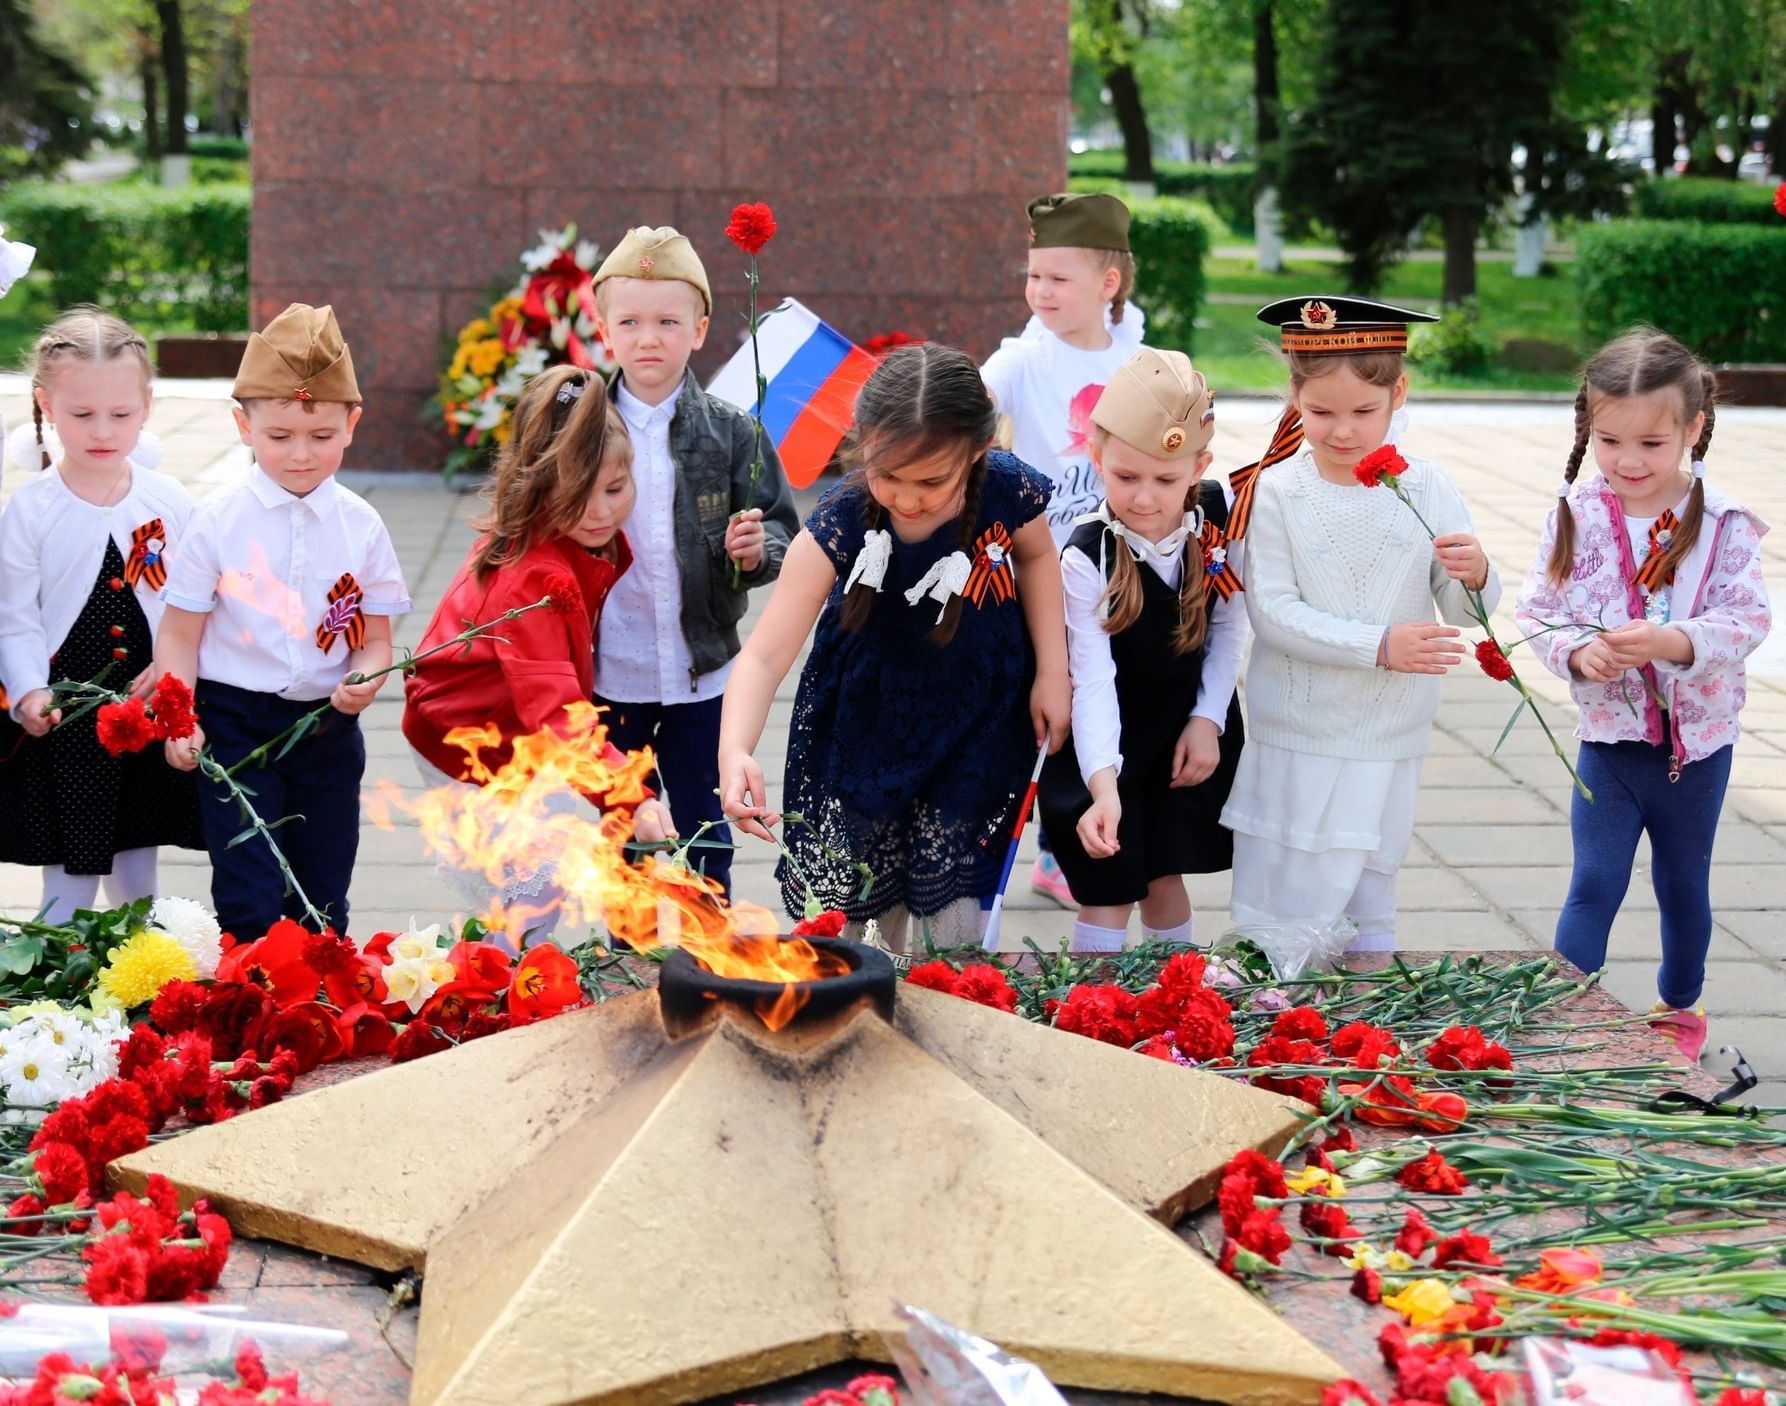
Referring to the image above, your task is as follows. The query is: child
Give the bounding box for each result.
[717,343,1071,951]
[1037,348,1245,953]
[158,303,410,938]
[0,310,202,919]
[589,225,799,898]
[979,192,1139,908]
[1220,296,1496,955]
[401,364,673,947]
[1514,331,1770,1061]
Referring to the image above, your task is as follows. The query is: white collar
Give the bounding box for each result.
[615,377,682,428]
[1077,500,1201,566]
[248,465,338,519]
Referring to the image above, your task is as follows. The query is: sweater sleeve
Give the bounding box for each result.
[1423,466,1501,628]
[1240,476,1383,670]
[0,490,50,715]
[1654,511,1771,686]
[1512,503,1598,681]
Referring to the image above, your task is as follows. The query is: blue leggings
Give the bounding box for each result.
[1554,738,1732,1007]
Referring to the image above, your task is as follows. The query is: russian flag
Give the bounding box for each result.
[705,299,878,489]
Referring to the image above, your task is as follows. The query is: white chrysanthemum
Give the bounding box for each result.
[1,1040,74,1108]
[148,896,224,978]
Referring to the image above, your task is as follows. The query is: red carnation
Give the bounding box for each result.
[96,697,158,756]
[1395,1206,1435,1257]
[1776,181,1786,217]
[905,960,960,995]
[1223,1147,1289,1199]
[1353,445,1408,488]
[1350,1268,1383,1305]
[29,1141,88,1204]
[1270,1005,1328,1043]
[83,1236,151,1305]
[725,201,778,256]
[392,1021,452,1063]
[790,908,847,937]
[1396,1149,1470,1195]
[540,569,585,617]
[1475,638,1515,682]
[1431,1230,1503,1269]
[1173,989,1237,1062]
[1714,1389,1768,1406]
[147,673,198,741]
[952,963,1017,1012]
[1299,1195,1361,1255]
[1323,1382,1384,1406]
[1234,1206,1292,1264]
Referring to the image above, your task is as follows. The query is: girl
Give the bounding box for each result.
[401,365,673,948]
[718,343,1071,951]
[0,309,202,919]
[1220,296,1496,955]
[1514,331,1769,1062]
[980,191,1140,909]
[1037,348,1246,953]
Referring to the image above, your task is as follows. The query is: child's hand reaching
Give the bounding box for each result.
[1077,792,1122,859]
[1569,637,1623,683]
[330,673,382,716]
[1598,620,1693,671]
[1383,623,1464,675]
[725,509,766,573]
[1030,667,1070,754]
[18,689,60,737]
[632,798,677,845]
[719,747,780,842]
[128,667,155,701]
[165,722,205,772]
[1433,532,1489,590]
[1171,717,1221,787]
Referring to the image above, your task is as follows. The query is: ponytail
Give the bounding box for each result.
[1544,385,1591,586]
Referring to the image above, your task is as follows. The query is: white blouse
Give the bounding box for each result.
[1062,523,1247,787]
[0,463,195,720]
[162,467,410,702]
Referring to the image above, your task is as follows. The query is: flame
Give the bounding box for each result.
[376,702,847,1030]
[213,542,311,642]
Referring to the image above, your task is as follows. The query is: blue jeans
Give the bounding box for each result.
[1554,738,1732,1007]
[595,693,732,896]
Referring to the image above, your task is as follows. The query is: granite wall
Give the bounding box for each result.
[250,0,1070,468]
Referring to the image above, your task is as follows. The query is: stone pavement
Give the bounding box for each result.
[2,379,1782,1096]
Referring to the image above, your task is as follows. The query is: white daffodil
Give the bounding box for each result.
[390,919,446,964]
[382,955,444,1014]
[148,897,224,979]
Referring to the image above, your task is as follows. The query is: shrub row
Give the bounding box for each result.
[1068,152,1257,233]
[1631,177,1780,226]
[1126,197,1212,350]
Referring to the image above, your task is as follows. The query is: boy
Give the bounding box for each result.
[591,225,797,896]
[158,303,410,936]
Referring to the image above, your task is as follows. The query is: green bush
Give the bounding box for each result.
[1067,152,1257,233]
[1406,298,1495,375]
[1127,196,1212,350]
[187,135,249,161]
[1632,177,1779,225]
[0,182,248,332]
[1576,220,1786,362]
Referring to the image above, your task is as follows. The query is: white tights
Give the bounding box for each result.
[40,847,159,923]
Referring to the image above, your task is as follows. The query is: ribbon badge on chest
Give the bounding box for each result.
[1199,519,1243,600]
[1633,509,1679,592]
[123,519,168,592]
[315,572,366,655]
[964,522,1017,608]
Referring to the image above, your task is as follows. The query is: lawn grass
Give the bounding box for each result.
[1181,254,1585,394]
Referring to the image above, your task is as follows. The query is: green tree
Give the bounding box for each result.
[1283,0,1575,301]
[0,0,94,181]
[1073,0,1155,182]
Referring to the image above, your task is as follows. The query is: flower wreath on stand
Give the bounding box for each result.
[432,224,619,482]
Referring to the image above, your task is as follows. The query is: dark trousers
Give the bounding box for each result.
[195,680,365,938]
[595,693,732,896]
[1555,738,1732,1008]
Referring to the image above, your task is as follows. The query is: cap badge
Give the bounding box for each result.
[1299,300,1336,330]
[1161,426,1186,453]
[293,387,313,402]
[638,256,654,273]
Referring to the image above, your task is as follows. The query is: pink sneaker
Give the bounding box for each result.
[1029,852,1075,909]
[1647,1003,1709,1063]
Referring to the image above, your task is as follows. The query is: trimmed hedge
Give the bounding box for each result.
[1631,177,1780,226]
[0,182,248,332]
[187,135,249,161]
[1576,220,1786,362]
[1127,196,1212,350]
[1068,152,1257,233]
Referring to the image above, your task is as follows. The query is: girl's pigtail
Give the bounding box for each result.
[930,453,986,646]
[1098,540,1145,635]
[1172,522,1211,654]
[1544,384,1591,586]
[30,397,49,471]
[1655,366,1718,587]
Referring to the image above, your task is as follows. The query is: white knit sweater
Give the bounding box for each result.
[1240,450,1500,761]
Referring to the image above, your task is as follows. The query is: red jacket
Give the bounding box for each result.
[402,533,636,783]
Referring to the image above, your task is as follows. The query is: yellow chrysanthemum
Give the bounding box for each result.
[490,297,523,325]
[458,316,493,342]
[466,339,508,378]
[95,929,198,1009]
[1382,1278,1458,1328]
[491,415,514,446]
[448,345,472,380]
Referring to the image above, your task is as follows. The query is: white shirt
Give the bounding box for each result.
[597,378,729,703]
[162,467,410,702]
[980,327,1139,548]
[1063,517,1247,786]
[0,462,194,720]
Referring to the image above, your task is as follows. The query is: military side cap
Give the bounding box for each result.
[234,303,360,403]
[1091,346,1214,459]
[1257,295,1438,355]
[593,226,712,315]
[1028,193,1130,252]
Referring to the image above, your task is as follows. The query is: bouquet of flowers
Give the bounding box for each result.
[433,224,618,482]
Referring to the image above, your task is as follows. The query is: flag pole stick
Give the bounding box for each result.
[981,731,1050,953]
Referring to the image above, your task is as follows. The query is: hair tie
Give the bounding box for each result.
[555,375,587,405]
[1555,480,1571,498]
[1691,459,1707,480]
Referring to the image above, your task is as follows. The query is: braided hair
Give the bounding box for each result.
[1546,330,1717,587]
[29,308,152,469]
[1091,428,1211,654]
[837,343,998,645]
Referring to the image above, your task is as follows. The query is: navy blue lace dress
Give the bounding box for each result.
[779,453,1052,919]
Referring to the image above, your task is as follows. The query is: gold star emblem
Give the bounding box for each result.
[1162,426,1187,452]
[638,256,654,273]
[1300,300,1336,330]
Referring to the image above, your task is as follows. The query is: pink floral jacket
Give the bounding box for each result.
[1514,472,1771,767]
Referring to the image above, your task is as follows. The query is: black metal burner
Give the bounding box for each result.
[657,938,897,1030]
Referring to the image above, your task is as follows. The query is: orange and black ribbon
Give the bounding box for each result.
[1199,519,1243,600]
[964,522,1016,608]
[122,519,168,592]
[1633,509,1680,592]
[315,572,367,655]
[1225,404,1305,541]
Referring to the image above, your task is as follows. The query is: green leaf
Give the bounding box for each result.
[0,934,45,976]
[226,826,259,849]
[1492,695,1529,754]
